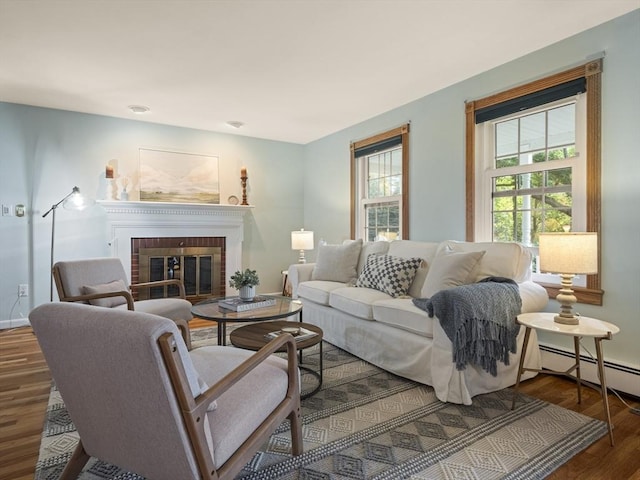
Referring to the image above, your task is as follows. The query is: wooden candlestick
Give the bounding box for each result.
[241,167,248,205]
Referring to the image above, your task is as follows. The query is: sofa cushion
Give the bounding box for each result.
[329,286,391,320]
[312,239,363,284]
[372,298,434,337]
[356,241,390,275]
[421,250,485,298]
[297,280,346,306]
[387,240,440,297]
[440,241,532,283]
[355,254,422,297]
[82,279,128,308]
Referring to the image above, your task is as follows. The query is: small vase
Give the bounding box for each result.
[239,285,255,301]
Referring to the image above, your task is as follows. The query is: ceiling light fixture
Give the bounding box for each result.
[226,120,244,129]
[128,105,150,114]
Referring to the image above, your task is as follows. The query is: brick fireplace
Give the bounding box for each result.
[133,236,225,303]
[99,201,252,299]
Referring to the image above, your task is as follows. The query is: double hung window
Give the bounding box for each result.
[466,60,603,304]
[479,99,586,282]
[351,124,409,241]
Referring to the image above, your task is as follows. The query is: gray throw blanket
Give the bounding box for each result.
[413,277,521,376]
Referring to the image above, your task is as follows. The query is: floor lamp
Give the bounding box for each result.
[42,187,92,301]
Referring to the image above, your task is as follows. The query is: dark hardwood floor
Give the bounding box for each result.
[1,322,638,480]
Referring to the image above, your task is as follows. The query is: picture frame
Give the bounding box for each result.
[139,148,220,204]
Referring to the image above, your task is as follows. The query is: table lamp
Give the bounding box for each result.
[539,232,598,325]
[291,229,314,263]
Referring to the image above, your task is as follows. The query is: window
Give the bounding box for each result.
[351,124,409,240]
[480,99,588,284]
[466,60,603,305]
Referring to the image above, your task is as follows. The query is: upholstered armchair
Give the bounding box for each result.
[53,257,193,348]
[30,302,303,480]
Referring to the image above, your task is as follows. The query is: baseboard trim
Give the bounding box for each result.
[0,317,30,330]
[540,344,640,399]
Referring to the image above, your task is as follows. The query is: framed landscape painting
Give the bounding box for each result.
[139,148,220,204]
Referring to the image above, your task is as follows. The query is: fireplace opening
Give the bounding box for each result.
[132,237,225,303]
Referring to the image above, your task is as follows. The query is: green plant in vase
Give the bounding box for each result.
[229,269,260,301]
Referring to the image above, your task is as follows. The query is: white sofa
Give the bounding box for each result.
[288,239,549,405]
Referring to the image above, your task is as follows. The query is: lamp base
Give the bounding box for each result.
[554,273,579,325]
[298,250,306,264]
[554,313,580,325]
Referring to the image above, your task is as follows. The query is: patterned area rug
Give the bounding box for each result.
[35,326,607,479]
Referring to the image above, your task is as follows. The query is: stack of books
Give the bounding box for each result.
[218,296,277,312]
[265,326,316,342]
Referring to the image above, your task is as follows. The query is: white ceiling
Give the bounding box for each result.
[1,1,637,144]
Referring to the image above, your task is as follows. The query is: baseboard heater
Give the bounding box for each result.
[539,344,640,400]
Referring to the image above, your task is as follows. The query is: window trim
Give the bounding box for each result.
[465,60,603,305]
[351,124,410,240]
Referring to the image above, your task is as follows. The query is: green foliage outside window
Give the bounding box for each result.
[492,140,576,246]
[364,146,401,241]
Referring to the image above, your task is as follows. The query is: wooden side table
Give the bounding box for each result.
[511,312,620,445]
[230,320,323,398]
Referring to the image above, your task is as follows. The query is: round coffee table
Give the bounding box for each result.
[191,296,303,346]
[230,320,323,399]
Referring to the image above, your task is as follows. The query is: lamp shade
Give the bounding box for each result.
[291,229,314,251]
[539,232,598,275]
[63,187,92,210]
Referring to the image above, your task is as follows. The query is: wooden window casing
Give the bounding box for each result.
[465,60,603,305]
[351,124,410,240]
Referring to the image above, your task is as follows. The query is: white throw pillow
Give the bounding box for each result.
[82,279,129,308]
[421,251,486,298]
[312,239,363,284]
[356,241,391,275]
[440,240,532,283]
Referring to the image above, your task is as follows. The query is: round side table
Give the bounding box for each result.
[511,312,619,446]
[230,320,323,399]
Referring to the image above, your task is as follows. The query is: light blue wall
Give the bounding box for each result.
[0,105,305,319]
[304,10,640,369]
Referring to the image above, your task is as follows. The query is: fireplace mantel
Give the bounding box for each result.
[99,201,253,296]
[98,200,253,218]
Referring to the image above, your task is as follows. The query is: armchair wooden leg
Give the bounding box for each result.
[289,405,303,456]
[60,440,90,480]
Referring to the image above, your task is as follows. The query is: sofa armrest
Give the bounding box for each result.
[287,263,315,298]
[518,281,549,313]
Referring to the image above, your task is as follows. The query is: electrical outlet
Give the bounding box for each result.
[18,284,29,297]
[1,204,13,216]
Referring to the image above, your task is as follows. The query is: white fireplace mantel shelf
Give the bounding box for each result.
[98,200,253,217]
[98,200,253,295]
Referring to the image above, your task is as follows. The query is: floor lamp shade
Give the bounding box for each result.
[539,232,598,324]
[291,229,314,263]
[42,187,93,301]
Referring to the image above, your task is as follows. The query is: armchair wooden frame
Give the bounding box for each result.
[58,332,303,480]
[52,265,192,348]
